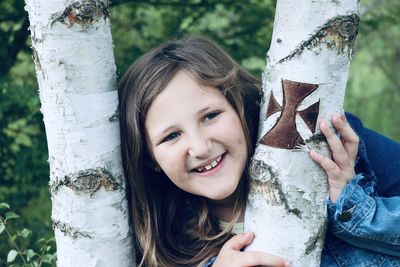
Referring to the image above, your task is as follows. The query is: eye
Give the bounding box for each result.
[204,111,220,122]
[162,132,180,142]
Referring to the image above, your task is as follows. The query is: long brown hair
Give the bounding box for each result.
[118,37,261,267]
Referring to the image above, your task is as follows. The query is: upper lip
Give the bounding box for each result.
[190,153,224,171]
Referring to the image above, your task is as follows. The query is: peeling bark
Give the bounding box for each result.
[25,0,134,266]
[50,167,121,195]
[51,0,110,27]
[53,220,92,239]
[245,1,360,266]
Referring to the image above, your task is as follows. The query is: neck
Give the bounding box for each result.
[208,194,245,223]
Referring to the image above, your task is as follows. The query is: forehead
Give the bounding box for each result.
[145,70,228,130]
[149,70,226,111]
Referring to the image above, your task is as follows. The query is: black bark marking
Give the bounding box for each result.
[249,160,302,219]
[250,178,302,219]
[260,80,320,149]
[249,159,277,179]
[31,47,42,73]
[304,222,327,255]
[53,220,92,239]
[108,108,119,122]
[51,0,110,27]
[304,133,327,145]
[272,177,302,219]
[50,167,121,195]
[278,14,360,63]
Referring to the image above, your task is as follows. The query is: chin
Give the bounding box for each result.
[207,186,238,202]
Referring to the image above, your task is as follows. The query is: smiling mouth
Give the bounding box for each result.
[193,153,226,173]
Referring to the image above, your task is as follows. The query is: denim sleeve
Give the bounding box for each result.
[203,256,216,267]
[346,112,400,197]
[327,174,400,257]
[362,127,400,197]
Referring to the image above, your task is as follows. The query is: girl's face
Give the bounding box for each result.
[145,70,248,203]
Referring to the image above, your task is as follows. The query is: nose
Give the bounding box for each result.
[187,131,212,158]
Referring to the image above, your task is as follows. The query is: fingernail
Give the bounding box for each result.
[284,260,291,267]
[341,113,347,122]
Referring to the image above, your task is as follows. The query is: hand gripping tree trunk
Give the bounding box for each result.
[25,1,135,266]
[245,1,359,266]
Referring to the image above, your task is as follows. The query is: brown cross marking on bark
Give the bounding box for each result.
[260,79,320,149]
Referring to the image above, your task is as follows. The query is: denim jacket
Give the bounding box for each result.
[321,113,400,266]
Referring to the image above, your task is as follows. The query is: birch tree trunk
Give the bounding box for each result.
[245,1,359,266]
[25,1,135,266]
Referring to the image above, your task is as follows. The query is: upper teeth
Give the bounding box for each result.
[196,155,222,172]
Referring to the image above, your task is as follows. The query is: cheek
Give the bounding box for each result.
[152,148,166,168]
[237,135,246,146]
[229,117,248,147]
[232,122,249,164]
[154,147,185,178]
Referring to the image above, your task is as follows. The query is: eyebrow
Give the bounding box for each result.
[196,106,212,116]
[159,126,177,137]
[148,125,175,145]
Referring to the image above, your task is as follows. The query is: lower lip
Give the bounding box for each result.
[194,153,226,177]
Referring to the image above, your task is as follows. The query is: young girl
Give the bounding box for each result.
[118,37,400,267]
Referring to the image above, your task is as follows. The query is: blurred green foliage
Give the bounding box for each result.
[0,0,399,263]
[0,203,56,266]
[345,1,400,138]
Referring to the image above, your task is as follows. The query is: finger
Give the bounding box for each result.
[239,251,290,267]
[332,113,359,161]
[224,232,254,251]
[339,113,359,161]
[319,120,349,167]
[310,150,339,176]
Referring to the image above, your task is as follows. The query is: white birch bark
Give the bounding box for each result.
[245,1,359,266]
[24,1,135,266]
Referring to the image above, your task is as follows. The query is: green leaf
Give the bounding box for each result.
[18,228,32,238]
[0,202,10,209]
[0,222,5,234]
[26,249,36,260]
[16,133,33,147]
[7,250,18,263]
[41,253,56,264]
[37,237,46,244]
[5,211,19,221]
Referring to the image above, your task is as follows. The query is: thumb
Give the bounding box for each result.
[224,231,254,251]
